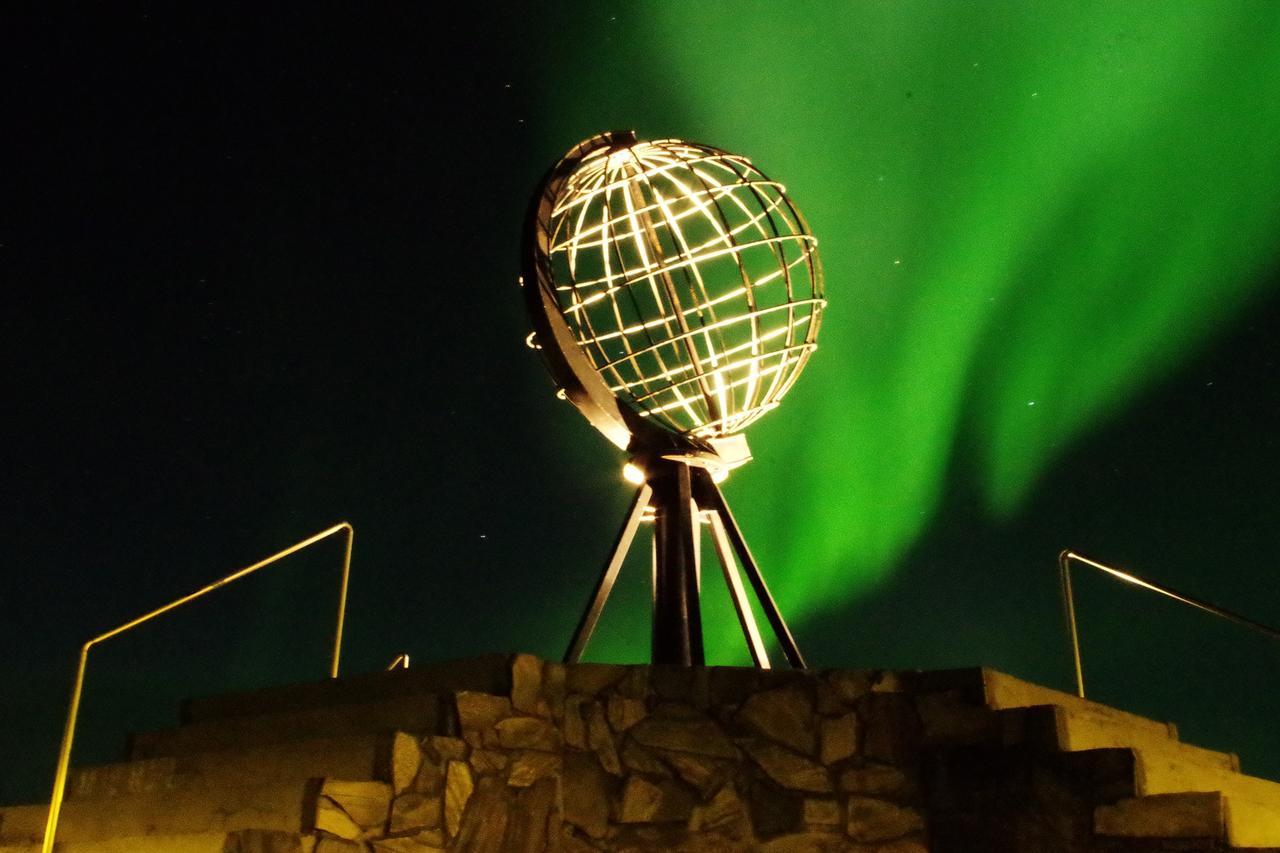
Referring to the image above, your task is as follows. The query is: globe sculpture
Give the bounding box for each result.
[522,131,825,668]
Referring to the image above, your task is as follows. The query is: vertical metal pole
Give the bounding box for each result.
[42,644,90,853]
[702,475,806,668]
[708,511,771,668]
[564,484,652,663]
[1058,550,1086,698]
[330,523,355,679]
[651,461,704,665]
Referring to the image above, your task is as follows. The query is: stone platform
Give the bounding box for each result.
[2,654,1278,851]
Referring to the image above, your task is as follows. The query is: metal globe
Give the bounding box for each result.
[525,132,825,447]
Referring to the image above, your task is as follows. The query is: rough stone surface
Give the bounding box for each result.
[586,700,622,775]
[618,775,697,823]
[564,663,625,695]
[426,735,468,763]
[744,739,833,793]
[455,692,512,734]
[563,696,588,749]
[451,776,509,852]
[469,748,508,775]
[389,792,440,834]
[661,750,731,797]
[495,716,561,751]
[506,749,561,787]
[845,796,923,843]
[19,654,1246,853]
[318,780,392,837]
[607,695,647,733]
[620,739,669,776]
[819,712,859,766]
[510,654,543,715]
[630,708,738,759]
[391,732,424,795]
[562,751,611,839]
[443,759,474,838]
[695,783,753,839]
[838,764,912,798]
[802,797,842,827]
[738,683,816,755]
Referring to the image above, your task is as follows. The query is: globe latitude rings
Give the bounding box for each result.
[523,131,825,456]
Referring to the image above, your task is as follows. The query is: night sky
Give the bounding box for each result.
[4,4,1280,807]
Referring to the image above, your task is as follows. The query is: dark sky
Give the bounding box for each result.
[3,4,1279,806]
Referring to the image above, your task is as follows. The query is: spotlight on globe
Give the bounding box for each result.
[522,131,824,669]
[523,131,825,471]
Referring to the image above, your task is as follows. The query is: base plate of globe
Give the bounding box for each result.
[522,130,825,669]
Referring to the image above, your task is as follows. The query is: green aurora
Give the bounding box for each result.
[530,2,1280,660]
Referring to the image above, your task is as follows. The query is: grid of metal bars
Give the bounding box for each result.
[542,138,825,438]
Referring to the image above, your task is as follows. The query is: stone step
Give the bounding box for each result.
[0,782,305,845]
[1135,752,1280,849]
[0,832,230,852]
[70,731,388,802]
[1019,703,1239,773]
[130,693,446,759]
[1096,792,1227,840]
[179,654,513,725]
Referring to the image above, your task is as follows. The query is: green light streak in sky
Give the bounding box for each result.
[542,2,1280,661]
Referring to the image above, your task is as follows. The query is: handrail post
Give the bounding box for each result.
[330,523,354,679]
[1058,550,1086,698]
[41,522,354,853]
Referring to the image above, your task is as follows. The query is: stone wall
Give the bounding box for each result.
[298,655,930,852]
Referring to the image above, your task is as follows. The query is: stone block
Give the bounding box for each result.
[617,775,697,823]
[542,661,566,719]
[607,695,648,733]
[743,739,833,793]
[630,706,738,759]
[586,700,622,775]
[510,654,543,715]
[470,748,509,775]
[563,695,589,749]
[455,692,512,734]
[496,716,561,751]
[317,780,392,838]
[661,750,732,797]
[388,792,440,834]
[425,735,468,763]
[838,764,912,799]
[802,797,842,828]
[692,783,752,839]
[451,776,510,852]
[564,663,625,695]
[738,683,816,755]
[371,836,445,852]
[507,750,562,787]
[444,759,474,838]
[620,739,669,775]
[819,712,860,766]
[757,831,848,852]
[562,752,610,839]
[391,732,423,795]
[502,777,557,853]
[845,796,923,843]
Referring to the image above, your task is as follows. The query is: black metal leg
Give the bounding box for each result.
[698,471,806,668]
[707,509,771,668]
[564,483,652,663]
[651,461,704,665]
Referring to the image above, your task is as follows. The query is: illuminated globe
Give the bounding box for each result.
[524,131,825,450]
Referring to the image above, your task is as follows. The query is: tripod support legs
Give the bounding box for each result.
[562,461,806,669]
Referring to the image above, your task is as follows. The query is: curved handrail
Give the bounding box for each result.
[41,522,355,853]
[1058,548,1280,699]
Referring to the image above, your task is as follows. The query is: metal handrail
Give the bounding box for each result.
[1058,548,1280,699]
[41,522,355,853]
